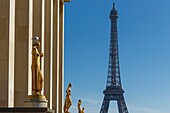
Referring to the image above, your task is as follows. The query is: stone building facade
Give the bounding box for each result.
[0,0,69,113]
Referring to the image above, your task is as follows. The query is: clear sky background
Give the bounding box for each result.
[64,0,170,113]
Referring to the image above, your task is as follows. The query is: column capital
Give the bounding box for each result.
[60,0,71,4]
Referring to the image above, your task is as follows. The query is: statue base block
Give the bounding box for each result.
[0,108,54,113]
[24,94,48,108]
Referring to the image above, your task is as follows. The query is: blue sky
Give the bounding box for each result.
[64,0,170,113]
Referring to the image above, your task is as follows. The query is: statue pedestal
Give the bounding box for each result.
[0,108,54,113]
[24,94,48,108]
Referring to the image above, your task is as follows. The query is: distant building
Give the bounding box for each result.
[0,0,69,113]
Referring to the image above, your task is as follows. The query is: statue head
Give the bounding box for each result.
[32,36,40,47]
[68,83,72,87]
[78,99,81,103]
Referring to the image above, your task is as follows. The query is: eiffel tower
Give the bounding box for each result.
[99,2,129,113]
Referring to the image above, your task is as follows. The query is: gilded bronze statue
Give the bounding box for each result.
[24,37,47,107]
[81,108,84,113]
[78,99,82,113]
[78,99,85,113]
[64,83,72,113]
[31,37,44,95]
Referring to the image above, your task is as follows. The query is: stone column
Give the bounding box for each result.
[41,0,45,94]
[52,0,60,112]
[14,0,29,107]
[49,0,54,109]
[52,0,66,112]
[28,0,33,96]
[58,1,65,113]
[44,0,52,108]
[0,0,10,107]
[8,0,15,107]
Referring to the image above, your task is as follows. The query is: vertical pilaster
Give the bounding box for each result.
[50,0,54,109]
[41,0,45,95]
[44,0,52,108]
[52,0,60,112]
[59,1,64,113]
[8,0,15,107]
[28,0,33,96]
[14,0,29,107]
[0,0,9,107]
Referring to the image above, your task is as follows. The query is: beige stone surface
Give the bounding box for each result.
[0,59,8,78]
[0,19,8,39]
[0,80,8,107]
[14,90,27,106]
[16,11,28,26]
[15,26,28,42]
[52,0,60,112]
[14,0,29,107]
[33,0,42,38]
[0,0,8,18]
[0,40,8,59]
[15,44,28,59]
[15,60,27,75]
[0,0,66,112]
[0,0,9,107]
[44,0,52,108]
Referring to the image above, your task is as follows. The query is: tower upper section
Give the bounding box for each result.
[110,3,118,20]
[106,2,122,89]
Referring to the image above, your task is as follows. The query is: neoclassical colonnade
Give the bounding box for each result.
[0,0,69,113]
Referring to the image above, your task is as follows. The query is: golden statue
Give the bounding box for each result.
[31,38,44,95]
[78,99,82,113]
[64,83,72,113]
[78,99,85,113]
[81,108,85,113]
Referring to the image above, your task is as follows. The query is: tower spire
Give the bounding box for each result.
[113,1,115,8]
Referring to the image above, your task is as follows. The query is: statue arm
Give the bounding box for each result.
[66,86,70,93]
[78,103,81,111]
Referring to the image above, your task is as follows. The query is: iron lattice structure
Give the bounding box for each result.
[99,3,129,113]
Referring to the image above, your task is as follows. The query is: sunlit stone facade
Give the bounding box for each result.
[0,0,67,113]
